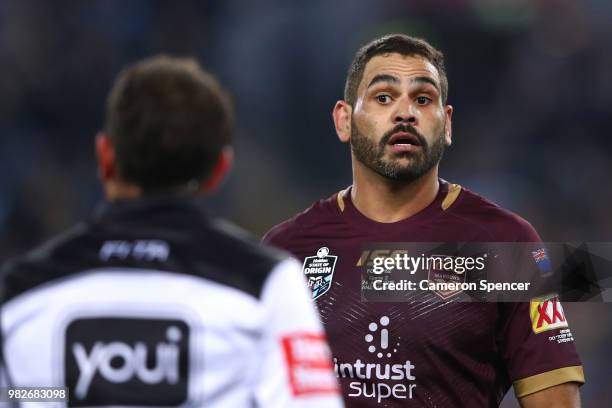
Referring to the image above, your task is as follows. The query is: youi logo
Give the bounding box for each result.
[65,317,189,406]
[334,315,417,403]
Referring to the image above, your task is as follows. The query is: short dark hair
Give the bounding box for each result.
[344,34,448,106]
[105,55,233,192]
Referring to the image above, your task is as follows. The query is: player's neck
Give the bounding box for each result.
[103,179,143,201]
[351,165,439,223]
[103,179,207,201]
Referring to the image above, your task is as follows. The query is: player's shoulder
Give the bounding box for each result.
[1,208,292,304]
[3,223,92,273]
[263,189,344,245]
[450,183,541,242]
[207,217,291,273]
[0,222,95,301]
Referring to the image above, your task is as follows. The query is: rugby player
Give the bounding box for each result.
[1,56,343,407]
[264,34,583,407]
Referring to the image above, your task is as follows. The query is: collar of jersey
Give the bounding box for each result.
[338,179,451,233]
[94,194,207,223]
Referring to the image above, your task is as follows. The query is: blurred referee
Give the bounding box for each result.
[0,56,342,407]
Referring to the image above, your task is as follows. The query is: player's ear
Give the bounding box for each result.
[444,105,453,146]
[333,100,352,143]
[202,146,233,193]
[95,132,116,182]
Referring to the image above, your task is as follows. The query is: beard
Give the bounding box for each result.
[350,119,447,183]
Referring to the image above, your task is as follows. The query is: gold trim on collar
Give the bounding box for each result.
[513,366,585,398]
[337,188,348,212]
[441,183,462,210]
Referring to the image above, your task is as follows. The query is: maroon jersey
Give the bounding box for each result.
[264,181,584,407]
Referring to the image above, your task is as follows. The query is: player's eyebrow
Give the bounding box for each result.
[410,76,439,92]
[367,74,400,89]
[367,75,440,94]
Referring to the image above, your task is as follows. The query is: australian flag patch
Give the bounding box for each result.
[532,247,552,276]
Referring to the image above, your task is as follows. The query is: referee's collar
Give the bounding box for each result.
[93,193,208,222]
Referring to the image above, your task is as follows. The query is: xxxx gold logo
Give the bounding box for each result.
[530,294,568,334]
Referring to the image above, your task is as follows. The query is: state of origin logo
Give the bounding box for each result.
[333,316,416,403]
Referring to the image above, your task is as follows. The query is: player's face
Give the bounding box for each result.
[350,53,452,182]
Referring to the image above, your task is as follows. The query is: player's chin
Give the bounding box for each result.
[386,152,420,163]
[382,158,419,173]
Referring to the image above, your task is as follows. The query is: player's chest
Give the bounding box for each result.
[295,241,499,352]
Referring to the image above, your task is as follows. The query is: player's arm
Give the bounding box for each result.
[518,382,581,408]
[253,258,343,408]
[500,299,584,405]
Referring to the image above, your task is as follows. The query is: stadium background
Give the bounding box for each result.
[0,0,610,406]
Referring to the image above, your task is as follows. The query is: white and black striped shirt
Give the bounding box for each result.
[1,197,342,407]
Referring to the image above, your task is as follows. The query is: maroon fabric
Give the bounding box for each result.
[264,181,582,407]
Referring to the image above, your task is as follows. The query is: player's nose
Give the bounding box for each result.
[392,99,418,125]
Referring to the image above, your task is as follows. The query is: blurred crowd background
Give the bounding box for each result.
[0,0,610,406]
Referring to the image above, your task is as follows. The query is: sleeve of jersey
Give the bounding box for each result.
[252,258,343,408]
[499,300,584,398]
[262,225,288,249]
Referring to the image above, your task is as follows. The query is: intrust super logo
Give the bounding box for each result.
[65,317,189,406]
[530,294,568,334]
[365,316,400,359]
[334,316,416,403]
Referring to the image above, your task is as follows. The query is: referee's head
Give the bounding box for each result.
[97,55,234,199]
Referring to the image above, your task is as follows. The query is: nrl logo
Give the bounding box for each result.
[303,247,338,300]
